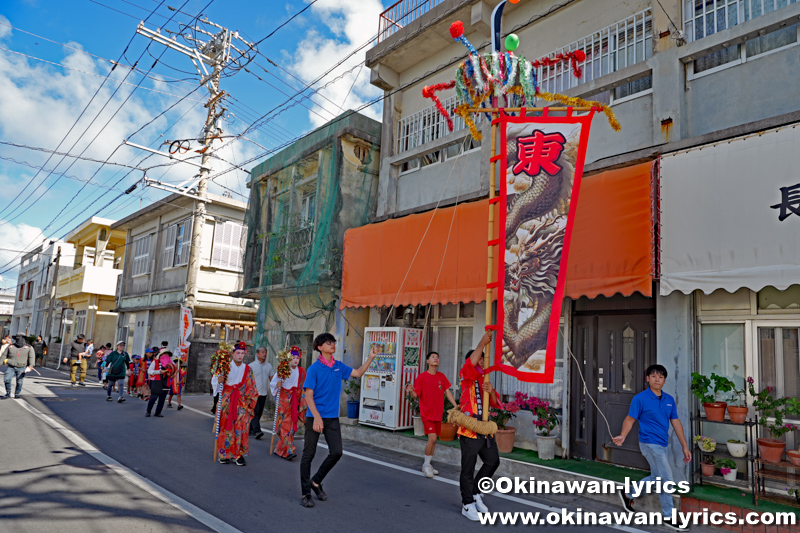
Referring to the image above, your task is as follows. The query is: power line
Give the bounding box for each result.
[0,141,148,170]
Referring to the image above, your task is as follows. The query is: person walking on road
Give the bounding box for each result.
[300,333,377,508]
[213,342,258,465]
[248,346,275,440]
[32,335,47,367]
[2,334,35,399]
[145,348,173,417]
[613,364,692,531]
[457,331,500,521]
[63,334,88,387]
[105,341,130,403]
[270,346,306,460]
[406,351,456,478]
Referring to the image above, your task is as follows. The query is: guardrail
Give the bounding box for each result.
[378,0,447,43]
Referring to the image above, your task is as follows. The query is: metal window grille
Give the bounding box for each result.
[538,9,653,95]
[174,218,193,267]
[683,0,798,42]
[162,224,177,270]
[396,95,481,155]
[211,221,244,272]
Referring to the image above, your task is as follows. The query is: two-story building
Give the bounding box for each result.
[11,240,74,338]
[112,192,256,392]
[348,0,800,483]
[236,111,381,374]
[56,217,126,345]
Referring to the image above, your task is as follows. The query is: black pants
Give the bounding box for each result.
[146,385,168,415]
[300,417,343,496]
[459,434,500,505]
[249,395,267,434]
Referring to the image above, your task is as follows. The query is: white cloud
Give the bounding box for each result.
[288,0,385,128]
[0,220,47,283]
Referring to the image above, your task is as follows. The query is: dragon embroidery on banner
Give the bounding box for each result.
[502,127,579,370]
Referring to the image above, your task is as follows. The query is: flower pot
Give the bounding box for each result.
[722,467,738,482]
[703,402,727,422]
[726,441,748,458]
[495,427,516,453]
[757,438,786,463]
[440,422,457,442]
[413,416,424,437]
[700,463,715,477]
[727,406,748,424]
[786,450,800,466]
[536,434,558,460]
[346,400,359,419]
[696,437,717,452]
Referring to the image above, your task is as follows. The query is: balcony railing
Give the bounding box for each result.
[263,225,315,286]
[379,0,447,43]
[396,95,482,154]
[538,8,653,95]
[683,0,798,43]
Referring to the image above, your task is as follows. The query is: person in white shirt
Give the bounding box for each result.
[248,346,275,440]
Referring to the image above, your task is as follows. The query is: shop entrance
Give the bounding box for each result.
[570,295,655,469]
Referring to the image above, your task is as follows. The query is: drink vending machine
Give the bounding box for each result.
[358,327,423,430]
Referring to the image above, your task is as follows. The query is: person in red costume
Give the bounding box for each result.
[213,342,259,466]
[270,346,307,460]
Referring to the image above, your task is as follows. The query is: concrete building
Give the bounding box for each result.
[112,192,256,392]
[236,111,381,377]
[10,240,74,338]
[357,0,800,487]
[0,287,15,336]
[56,217,126,346]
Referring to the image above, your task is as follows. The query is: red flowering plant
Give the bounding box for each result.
[512,392,560,436]
[489,398,521,430]
[747,377,795,438]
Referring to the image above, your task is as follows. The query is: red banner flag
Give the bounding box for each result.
[491,109,594,383]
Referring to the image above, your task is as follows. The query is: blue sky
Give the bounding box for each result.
[0,0,388,286]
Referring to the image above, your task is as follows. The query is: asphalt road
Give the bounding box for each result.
[0,367,689,533]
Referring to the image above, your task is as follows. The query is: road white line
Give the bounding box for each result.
[17,399,243,533]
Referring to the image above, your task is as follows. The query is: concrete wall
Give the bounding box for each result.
[656,289,694,484]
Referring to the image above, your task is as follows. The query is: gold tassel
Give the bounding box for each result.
[447,408,498,436]
[537,91,622,132]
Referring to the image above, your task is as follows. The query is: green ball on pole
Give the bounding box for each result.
[505,33,519,52]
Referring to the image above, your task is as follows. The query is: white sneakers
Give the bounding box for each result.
[422,464,435,478]
[462,495,489,521]
[462,503,480,521]
[474,494,489,513]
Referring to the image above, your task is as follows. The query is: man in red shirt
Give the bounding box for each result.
[457,330,501,521]
[406,351,456,478]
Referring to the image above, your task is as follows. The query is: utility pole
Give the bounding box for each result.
[131,20,252,312]
[43,246,61,342]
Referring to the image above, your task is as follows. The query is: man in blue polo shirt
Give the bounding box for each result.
[613,364,691,531]
[300,332,378,508]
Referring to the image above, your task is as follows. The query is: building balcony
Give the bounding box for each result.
[379,0,450,43]
[57,264,122,299]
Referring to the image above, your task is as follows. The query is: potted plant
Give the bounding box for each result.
[748,377,792,463]
[700,456,715,477]
[726,439,748,458]
[787,447,800,467]
[716,458,738,481]
[786,486,800,504]
[726,382,749,424]
[440,393,458,442]
[691,373,735,422]
[526,394,560,460]
[693,435,717,452]
[344,378,361,419]
[489,398,521,454]
[406,391,424,436]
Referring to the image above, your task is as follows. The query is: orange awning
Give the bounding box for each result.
[565,162,654,299]
[340,200,490,308]
[340,162,654,308]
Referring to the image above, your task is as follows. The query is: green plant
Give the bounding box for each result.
[489,400,521,430]
[517,393,559,437]
[711,374,736,399]
[747,377,797,438]
[787,486,800,501]
[701,456,715,465]
[691,373,714,404]
[727,439,744,444]
[715,457,736,469]
[443,394,456,423]
[343,378,360,401]
[693,435,717,451]
[406,391,420,417]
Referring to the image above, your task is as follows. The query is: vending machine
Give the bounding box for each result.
[358,327,423,430]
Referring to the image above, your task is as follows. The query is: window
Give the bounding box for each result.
[445,137,481,160]
[131,234,152,277]
[396,96,483,155]
[26,281,33,300]
[75,310,87,336]
[211,221,244,271]
[300,193,316,227]
[18,285,23,301]
[684,0,799,43]
[400,158,419,174]
[745,23,797,57]
[162,218,193,269]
